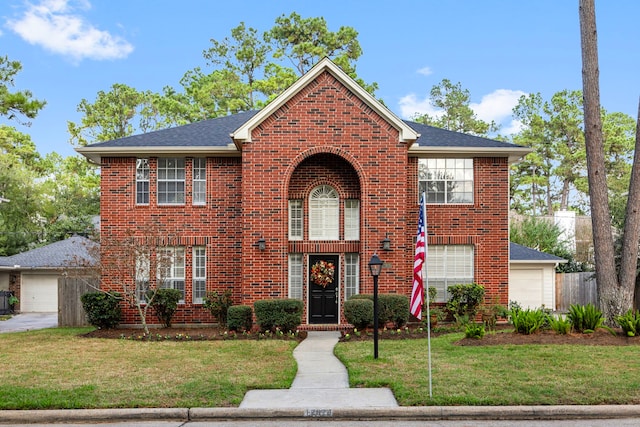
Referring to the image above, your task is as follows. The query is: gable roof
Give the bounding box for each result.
[510,242,566,264]
[0,235,97,270]
[231,57,420,145]
[76,58,531,164]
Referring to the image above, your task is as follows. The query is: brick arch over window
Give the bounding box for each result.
[286,150,363,200]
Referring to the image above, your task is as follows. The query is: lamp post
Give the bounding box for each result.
[368,253,383,359]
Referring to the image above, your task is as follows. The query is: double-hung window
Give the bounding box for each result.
[344,253,359,299]
[288,253,303,299]
[157,158,185,204]
[427,245,474,302]
[136,158,150,205]
[418,158,473,203]
[192,158,206,205]
[344,200,360,240]
[158,247,185,302]
[193,247,206,304]
[289,200,303,240]
[135,252,150,302]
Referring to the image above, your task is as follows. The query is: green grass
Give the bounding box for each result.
[0,328,297,409]
[335,333,640,406]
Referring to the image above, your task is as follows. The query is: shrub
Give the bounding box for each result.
[615,309,640,337]
[446,283,485,324]
[149,288,182,328]
[344,299,373,329]
[548,314,571,335]
[348,293,409,328]
[568,303,606,333]
[254,299,303,332]
[227,305,253,332]
[80,292,122,329]
[465,323,485,339]
[511,307,546,335]
[203,290,233,327]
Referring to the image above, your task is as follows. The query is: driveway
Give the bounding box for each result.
[0,312,58,333]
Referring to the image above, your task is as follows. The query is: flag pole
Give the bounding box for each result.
[422,192,432,398]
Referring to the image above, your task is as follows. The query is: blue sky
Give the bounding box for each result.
[1,0,638,158]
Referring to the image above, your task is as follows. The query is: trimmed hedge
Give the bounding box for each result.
[346,293,410,328]
[254,299,303,332]
[344,298,373,329]
[80,291,122,329]
[227,305,253,332]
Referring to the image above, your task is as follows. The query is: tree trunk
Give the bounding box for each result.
[623,98,640,311]
[579,0,631,321]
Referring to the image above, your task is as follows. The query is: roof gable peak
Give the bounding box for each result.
[231,57,419,145]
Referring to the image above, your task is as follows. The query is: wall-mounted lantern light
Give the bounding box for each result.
[381,234,391,251]
[257,237,266,251]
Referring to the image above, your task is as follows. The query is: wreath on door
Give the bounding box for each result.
[311,260,335,288]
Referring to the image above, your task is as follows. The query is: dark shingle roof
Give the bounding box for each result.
[85,111,260,148]
[0,236,97,269]
[405,120,526,149]
[82,110,526,151]
[510,242,566,262]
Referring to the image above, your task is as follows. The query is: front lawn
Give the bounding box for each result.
[335,332,640,406]
[0,328,297,409]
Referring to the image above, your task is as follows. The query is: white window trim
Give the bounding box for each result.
[288,200,303,240]
[157,247,186,303]
[157,158,185,205]
[288,253,303,300]
[419,158,474,204]
[427,245,474,302]
[344,253,359,300]
[309,185,339,240]
[193,246,206,304]
[193,158,206,206]
[136,158,150,205]
[344,199,360,241]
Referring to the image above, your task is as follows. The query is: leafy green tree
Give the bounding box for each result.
[0,55,46,124]
[413,79,499,136]
[266,12,362,76]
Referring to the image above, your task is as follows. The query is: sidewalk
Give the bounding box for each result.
[239,330,398,409]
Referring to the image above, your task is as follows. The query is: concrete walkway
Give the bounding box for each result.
[240,331,398,409]
[0,312,58,333]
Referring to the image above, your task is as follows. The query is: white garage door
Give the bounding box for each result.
[21,274,58,312]
[510,268,544,309]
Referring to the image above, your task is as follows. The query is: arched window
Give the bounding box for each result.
[309,185,339,240]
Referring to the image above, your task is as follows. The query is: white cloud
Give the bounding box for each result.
[417,66,433,76]
[5,0,133,62]
[399,88,527,135]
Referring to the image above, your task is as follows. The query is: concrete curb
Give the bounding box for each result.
[3,405,640,424]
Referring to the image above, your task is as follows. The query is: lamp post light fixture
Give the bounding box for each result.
[368,252,384,359]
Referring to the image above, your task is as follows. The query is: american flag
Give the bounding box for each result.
[411,196,426,319]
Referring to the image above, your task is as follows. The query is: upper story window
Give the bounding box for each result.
[136,158,150,205]
[289,200,303,240]
[344,199,360,241]
[309,185,339,240]
[157,158,185,205]
[192,158,206,205]
[418,158,473,204]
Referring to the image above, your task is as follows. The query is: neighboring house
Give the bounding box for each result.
[77,58,531,327]
[509,242,566,310]
[0,235,97,313]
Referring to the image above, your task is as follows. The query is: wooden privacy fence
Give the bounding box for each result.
[555,272,598,311]
[58,277,98,327]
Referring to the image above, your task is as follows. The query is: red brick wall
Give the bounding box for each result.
[98,70,510,326]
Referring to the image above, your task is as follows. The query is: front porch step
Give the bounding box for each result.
[298,324,352,332]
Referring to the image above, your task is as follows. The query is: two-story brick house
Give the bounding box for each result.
[78,58,530,327]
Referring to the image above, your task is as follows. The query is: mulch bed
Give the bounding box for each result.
[81,326,307,342]
[81,324,640,346]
